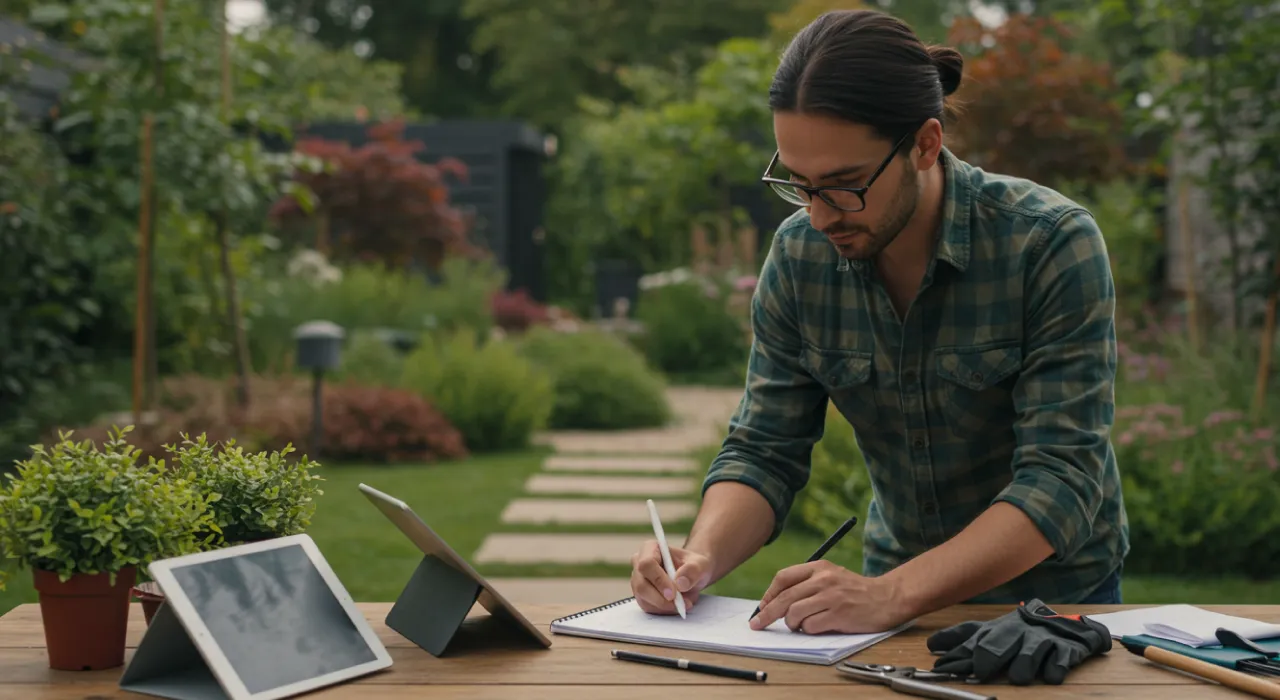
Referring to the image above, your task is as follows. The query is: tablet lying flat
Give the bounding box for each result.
[358,482,552,649]
[121,534,391,700]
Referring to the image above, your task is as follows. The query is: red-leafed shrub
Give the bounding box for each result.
[67,374,467,465]
[945,14,1130,186]
[491,288,551,332]
[270,119,479,269]
[318,383,468,463]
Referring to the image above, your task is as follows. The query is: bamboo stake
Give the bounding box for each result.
[132,113,154,424]
[218,1,252,409]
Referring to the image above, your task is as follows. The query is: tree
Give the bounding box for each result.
[460,0,779,131]
[269,120,476,271]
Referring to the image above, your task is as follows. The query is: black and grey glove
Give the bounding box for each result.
[926,598,1112,685]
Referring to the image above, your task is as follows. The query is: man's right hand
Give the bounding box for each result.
[630,540,715,614]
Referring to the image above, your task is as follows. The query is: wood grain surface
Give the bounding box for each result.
[2,602,1278,699]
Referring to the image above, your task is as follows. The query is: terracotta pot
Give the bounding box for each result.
[33,566,136,671]
[131,580,165,626]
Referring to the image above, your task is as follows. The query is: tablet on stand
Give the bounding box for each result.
[357,482,552,657]
[119,534,391,700]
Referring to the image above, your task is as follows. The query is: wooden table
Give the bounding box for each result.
[2,602,1278,699]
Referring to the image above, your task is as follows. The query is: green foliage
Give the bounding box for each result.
[333,331,407,388]
[634,279,750,383]
[460,0,778,129]
[244,255,503,372]
[0,97,106,465]
[400,330,553,452]
[1117,404,1280,578]
[544,36,780,292]
[517,327,671,430]
[164,433,324,544]
[0,427,215,590]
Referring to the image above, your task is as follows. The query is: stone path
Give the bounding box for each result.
[482,386,743,606]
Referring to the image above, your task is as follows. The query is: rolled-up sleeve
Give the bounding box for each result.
[702,231,829,542]
[996,208,1117,560]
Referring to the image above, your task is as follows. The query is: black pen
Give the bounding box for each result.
[611,649,766,682]
[750,515,858,620]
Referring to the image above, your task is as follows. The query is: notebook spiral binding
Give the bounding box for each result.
[550,596,636,625]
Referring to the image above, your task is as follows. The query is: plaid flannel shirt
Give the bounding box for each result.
[704,147,1129,604]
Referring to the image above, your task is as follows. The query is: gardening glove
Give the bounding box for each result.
[926,598,1112,685]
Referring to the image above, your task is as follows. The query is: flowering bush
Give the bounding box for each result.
[491,288,551,333]
[1115,403,1279,578]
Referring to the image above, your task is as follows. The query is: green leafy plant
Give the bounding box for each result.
[401,329,553,452]
[0,426,215,590]
[518,327,671,430]
[635,279,750,384]
[164,433,324,545]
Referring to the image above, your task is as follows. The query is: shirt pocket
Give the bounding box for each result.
[800,345,880,431]
[933,343,1023,439]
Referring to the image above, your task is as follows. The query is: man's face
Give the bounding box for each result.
[772,112,920,260]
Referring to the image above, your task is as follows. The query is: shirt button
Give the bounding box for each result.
[971,371,983,382]
[923,502,937,516]
[912,437,925,450]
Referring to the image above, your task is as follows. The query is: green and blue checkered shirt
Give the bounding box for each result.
[704,147,1129,604]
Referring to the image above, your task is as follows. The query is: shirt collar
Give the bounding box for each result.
[840,145,971,275]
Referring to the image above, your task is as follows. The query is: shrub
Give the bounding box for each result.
[518,327,671,430]
[68,374,468,465]
[491,288,551,333]
[635,279,750,384]
[334,330,406,388]
[164,433,323,545]
[244,254,504,371]
[1115,403,1279,578]
[318,383,468,463]
[0,427,214,589]
[401,330,553,452]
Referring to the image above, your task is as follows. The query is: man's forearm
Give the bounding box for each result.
[885,502,1055,617]
[683,482,777,585]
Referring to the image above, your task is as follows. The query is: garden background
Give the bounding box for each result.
[1,0,1277,615]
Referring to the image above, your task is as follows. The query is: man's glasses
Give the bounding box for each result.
[761,130,913,213]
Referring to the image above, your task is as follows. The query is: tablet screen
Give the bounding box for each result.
[168,543,379,695]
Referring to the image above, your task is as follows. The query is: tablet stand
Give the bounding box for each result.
[385,554,483,657]
[119,602,226,699]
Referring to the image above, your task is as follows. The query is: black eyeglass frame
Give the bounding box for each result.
[760,129,914,212]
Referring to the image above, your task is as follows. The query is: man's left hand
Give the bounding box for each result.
[749,560,912,634]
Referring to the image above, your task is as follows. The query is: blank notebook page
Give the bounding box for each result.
[550,594,907,664]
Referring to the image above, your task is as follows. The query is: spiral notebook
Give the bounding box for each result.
[549,594,909,665]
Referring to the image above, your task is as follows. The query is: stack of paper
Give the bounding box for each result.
[550,594,909,665]
[1088,604,1280,647]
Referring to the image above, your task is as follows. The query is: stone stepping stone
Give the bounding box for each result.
[524,474,695,497]
[474,533,687,565]
[483,577,633,605]
[500,498,696,525]
[542,455,698,473]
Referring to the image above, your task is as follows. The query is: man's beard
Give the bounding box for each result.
[824,167,919,260]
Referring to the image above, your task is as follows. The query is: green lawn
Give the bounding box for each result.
[2,448,1276,617]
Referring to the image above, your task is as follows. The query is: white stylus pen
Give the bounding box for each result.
[646,498,686,618]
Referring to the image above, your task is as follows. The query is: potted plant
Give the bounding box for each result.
[133,433,324,625]
[0,427,214,671]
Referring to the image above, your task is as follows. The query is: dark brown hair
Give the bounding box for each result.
[769,9,964,145]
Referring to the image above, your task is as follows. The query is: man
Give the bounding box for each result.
[628,9,1129,635]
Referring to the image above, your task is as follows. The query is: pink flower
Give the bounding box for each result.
[1118,432,1135,446]
[1170,460,1184,474]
